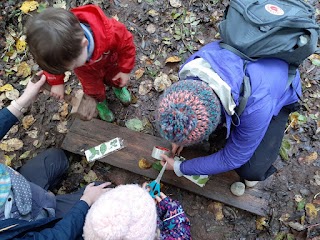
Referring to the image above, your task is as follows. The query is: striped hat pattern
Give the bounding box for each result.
[156,80,221,146]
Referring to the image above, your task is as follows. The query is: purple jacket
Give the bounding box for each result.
[179,41,301,176]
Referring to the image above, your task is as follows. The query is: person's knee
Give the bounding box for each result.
[237,165,276,181]
[45,148,69,169]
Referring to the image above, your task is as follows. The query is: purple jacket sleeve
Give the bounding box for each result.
[157,197,191,240]
[0,108,18,140]
[180,104,274,175]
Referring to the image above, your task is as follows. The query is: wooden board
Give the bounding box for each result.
[61,118,271,216]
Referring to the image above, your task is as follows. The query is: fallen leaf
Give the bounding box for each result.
[26,129,38,138]
[256,217,269,230]
[152,161,163,172]
[84,170,98,183]
[0,84,14,92]
[138,158,152,169]
[17,62,31,78]
[135,68,145,80]
[139,80,153,95]
[279,139,291,161]
[297,198,306,211]
[53,0,66,9]
[298,152,318,165]
[19,150,31,159]
[279,213,290,222]
[22,115,36,130]
[57,121,68,133]
[33,140,41,148]
[154,73,171,92]
[208,202,224,221]
[305,203,318,222]
[146,24,156,34]
[5,89,19,100]
[125,118,144,132]
[4,154,16,166]
[288,222,305,231]
[19,76,31,86]
[8,125,19,135]
[20,0,39,13]
[0,138,23,151]
[59,102,69,118]
[16,36,27,53]
[169,0,182,8]
[165,56,181,64]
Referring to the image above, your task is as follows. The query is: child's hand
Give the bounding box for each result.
[112,72,130,87]
[172,143,183,155]
[51,84,65,100]
[142,182,167,203]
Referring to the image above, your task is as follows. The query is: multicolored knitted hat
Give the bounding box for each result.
[156,80,221,146]
[83,184,157,240]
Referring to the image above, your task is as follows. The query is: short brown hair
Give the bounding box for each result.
[26,8,84,74]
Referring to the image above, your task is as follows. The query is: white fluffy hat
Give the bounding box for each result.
[83,184,157,240]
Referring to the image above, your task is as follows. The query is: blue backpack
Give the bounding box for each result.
[218,0,319,115]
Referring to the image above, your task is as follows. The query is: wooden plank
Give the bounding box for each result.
[61,118,271,216]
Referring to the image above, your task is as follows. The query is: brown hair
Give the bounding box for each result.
[26,8,84,74]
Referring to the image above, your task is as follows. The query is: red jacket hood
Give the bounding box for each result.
[71,5,113,61]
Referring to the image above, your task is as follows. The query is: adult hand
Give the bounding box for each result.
[160,155,175,171]
[112,72,130,87]
[80,182,112,207]
[16,71,46,108]
[50,84,65,100]
[172,143,183,155]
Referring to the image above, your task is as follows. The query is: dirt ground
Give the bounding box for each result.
[1,0,320,239]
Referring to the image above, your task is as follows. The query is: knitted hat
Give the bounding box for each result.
[0,164,11,207]
[83,184,157,240]
[156,80,221,146]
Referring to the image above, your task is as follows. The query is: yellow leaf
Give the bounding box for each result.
[0,138,23,152]
[19,150,31,159]
[165,56,181,63]
[212,202,224,221]
[138,158,152,169]
[4,154,16,166]
[20,0,39,13]
[16,36,27,53]
[0,84,14,92]
[305,203,318,222]
[22,115,36,130]
[17,62,31,78]
[59,103,69,118]
[256,217,269,230]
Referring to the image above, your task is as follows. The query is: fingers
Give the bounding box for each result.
[177,146,183,155]
[155,194,162,203]
[160,192,167,199]
[99,182,112,188]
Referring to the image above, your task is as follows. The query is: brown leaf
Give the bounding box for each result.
[22,115,36,130]
[256,217,269,230]
[208,202,224,221]
[165,56,181,64]
[134,68,145,80]
[305,203,318,222]
[298,152,318,165]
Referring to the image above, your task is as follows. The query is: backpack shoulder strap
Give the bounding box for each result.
[219,42,256,62]
[235,61,251,117]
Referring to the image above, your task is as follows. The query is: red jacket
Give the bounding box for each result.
[45,5,136,101]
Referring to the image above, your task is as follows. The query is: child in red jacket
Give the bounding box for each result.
[26,5,136,122]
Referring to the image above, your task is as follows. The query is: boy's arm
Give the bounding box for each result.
[157,197,191,240]
[111,19,136,73]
